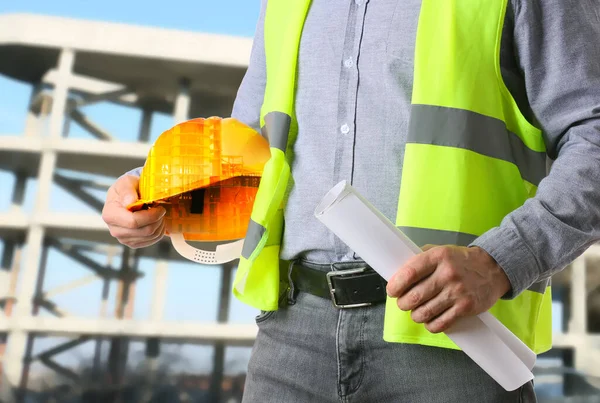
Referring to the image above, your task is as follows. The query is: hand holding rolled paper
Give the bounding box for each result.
[314,181,536,392]
[386,244,511,334]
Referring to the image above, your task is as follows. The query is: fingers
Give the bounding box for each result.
[103,175,165,229]
[120,219,167,249]
[409,290,453,324]
[107,207,166,239]
[386,251,438,298]
[388,245,498,335]
[103,174,166,249]
[103,202,165,230]
[423,298,475,334]
[396,273,443,311]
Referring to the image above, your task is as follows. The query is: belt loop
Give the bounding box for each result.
[287,260,298,305]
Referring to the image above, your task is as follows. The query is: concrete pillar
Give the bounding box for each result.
[94,248,115,374]
[138,109,152,143]
[107,247,138,401]
[3,48,75,397]
[209,263,233,402]
[9,175,26,214]
[569,256,588,372]
[24,84,43,137]
[0,170,26,397]
[173,78,191,124]
[569,257,587,333]
[47,49,75,141]
[151,259,168,323]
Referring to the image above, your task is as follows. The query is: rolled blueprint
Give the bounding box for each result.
[314,180,537,391]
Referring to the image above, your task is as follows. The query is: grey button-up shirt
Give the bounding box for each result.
[231,0,600,297]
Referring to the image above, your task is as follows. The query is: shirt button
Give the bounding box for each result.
[340,124,350,134]
[343,58,354,68]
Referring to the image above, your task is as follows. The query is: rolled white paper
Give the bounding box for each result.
[314,180,536,391]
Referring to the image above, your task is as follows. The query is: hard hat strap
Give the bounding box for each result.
[170,233,244,265]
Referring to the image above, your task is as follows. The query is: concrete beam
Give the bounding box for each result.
[43,274,103,299]
[54,173,105,212]
[69,109,114,141]
[43,69,138,106]
[34,299,70,318]
[0,136,43,153]
[64,178,112,192]
[0,14,252,67]
[0,317,258,343]
[0,135,149,178]
[551,333,600,348]
[75,87,134,108]
[48,238,141,281]
[40,357,80,382]
[50,136,149,157]
[34,337,89,361]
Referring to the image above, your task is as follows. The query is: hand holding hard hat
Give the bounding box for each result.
[125,116,270,264]
[102,175,167,249]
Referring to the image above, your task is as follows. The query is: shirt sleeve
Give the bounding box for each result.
[472,0,600,298]
[123,0,267,178]
[123,166,143,178]
[231,0,267,132]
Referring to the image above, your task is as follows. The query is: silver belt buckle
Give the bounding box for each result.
[326,267,372,309]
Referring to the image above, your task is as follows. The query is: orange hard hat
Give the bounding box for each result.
[128,117,270,264]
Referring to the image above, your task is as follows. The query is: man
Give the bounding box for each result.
[102,0,600,401]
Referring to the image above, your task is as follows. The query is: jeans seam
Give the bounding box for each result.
[287,260,298,304]
[518,386,522,403]
[336,309,343,399]
[254,310,275,324]
[346,309,367,396]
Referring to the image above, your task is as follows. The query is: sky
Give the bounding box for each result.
[0,0,262,374]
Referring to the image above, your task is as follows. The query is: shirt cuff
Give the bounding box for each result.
[470,227,541,300]
[122,167,143,178]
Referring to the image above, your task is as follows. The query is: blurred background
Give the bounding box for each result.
[0,1,598,402]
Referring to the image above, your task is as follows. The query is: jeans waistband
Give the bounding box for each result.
[293,259,370,273]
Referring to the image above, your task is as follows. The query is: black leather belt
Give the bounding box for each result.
[290,262,388,308]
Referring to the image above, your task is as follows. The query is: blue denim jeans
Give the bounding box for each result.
[242,261,537,403]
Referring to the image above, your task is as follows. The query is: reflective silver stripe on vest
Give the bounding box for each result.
[409,105,547,185]
[400,226,478,248]
[262,112,291,152]
[242,219,266,259]
[400,226,548,294]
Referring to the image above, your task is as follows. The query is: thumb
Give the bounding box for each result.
[421,244,438,252]
[114,175,140,207]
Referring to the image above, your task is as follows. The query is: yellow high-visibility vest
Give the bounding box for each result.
[233,0,552,354]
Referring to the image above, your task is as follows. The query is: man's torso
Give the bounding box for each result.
[281,0,527,263]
